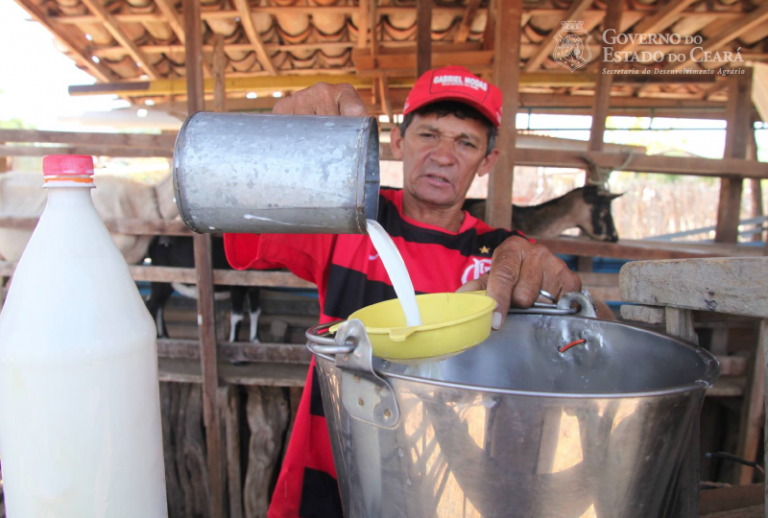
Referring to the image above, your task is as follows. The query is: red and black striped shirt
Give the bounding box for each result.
[224,188,520,518]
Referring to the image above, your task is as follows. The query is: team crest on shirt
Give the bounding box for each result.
[462,258,492,284]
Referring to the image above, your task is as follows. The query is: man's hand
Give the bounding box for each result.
[273,83,367,116]
[458,236,582,329]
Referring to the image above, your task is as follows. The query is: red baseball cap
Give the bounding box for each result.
[403,66,503,128]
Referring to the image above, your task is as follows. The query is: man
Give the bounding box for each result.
[225,66,605,518]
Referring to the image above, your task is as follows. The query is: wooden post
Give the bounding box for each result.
[416,0,432,76]
[665,307,700,518]
[762,320,768,514]
[734,319,766,484]
[715,69,753,244]
[749,180,764,242]
[587,0,623,183]
[220,386,244,518]
[748,129,763,242]
[213,34,226,113]
[483,0,495,52]
[0,147,9,173]
[357,0,369,50]
[485,0,522,229]
[183,0,226,517]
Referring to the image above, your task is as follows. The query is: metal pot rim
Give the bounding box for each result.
[309,315,720,400]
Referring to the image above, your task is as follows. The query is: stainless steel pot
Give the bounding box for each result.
[307,300,719,518]
[173,112,380,234]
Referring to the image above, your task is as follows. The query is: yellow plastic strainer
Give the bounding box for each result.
[329,292,496,363]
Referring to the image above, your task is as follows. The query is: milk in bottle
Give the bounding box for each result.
[0,155,168,517]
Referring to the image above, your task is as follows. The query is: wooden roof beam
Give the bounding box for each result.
[79,0,160,80]
[416,0,432,76]
[13,0,114,82]
[68,70,717,97]
[357,0,369,49]
[524,0,594,72]
[52,7,754,25]
[232,0,278,75]
[454,0,482,44]
[380,76,394,121]
[614,0,698,55]
[667,2,768,70]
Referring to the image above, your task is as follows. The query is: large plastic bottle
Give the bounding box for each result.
[0,155,168,517]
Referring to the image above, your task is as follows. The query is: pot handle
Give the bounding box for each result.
[306,322,356,355]
[506,290,597,318]
[306,319,400,428]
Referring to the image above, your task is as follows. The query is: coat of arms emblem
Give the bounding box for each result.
[552,20,592,72]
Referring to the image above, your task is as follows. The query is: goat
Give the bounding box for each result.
[145,236,262,343]
[463,186,622,242]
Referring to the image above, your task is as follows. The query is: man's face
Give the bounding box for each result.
[391,112,499,209]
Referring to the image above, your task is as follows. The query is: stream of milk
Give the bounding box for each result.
[367,220,423,327]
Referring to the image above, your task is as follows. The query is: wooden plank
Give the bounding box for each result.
[620,304,666,324]
[232,0,278,75]
[0,129,176,149]
[80,0,160,80]
[734,318,766,484]
[158,358,307,387]
[157,338,312,364]
[577,272,617,286]
[588,0,623,156]
[700,484,765,515]
[213,34,227,113]
[184,0,225,516]
[523,0,594,72]
[708,379,746,397]
[66,69,718,98]
[511,148,768,179]
[454,0,483,44]
[13,0,115,83]
[716,70,753,243]
[701,505,764,518]
[355,50,494,71]
[0,260,314,288]
[719,356,749,377]
[485,0,522,229]
[0,216,191,235]
[133,265,314,288]
[416,0,432,76]
[536,235,762,260]
[0,145,172,159]
[620,257,768,319]
[520,92,725,109]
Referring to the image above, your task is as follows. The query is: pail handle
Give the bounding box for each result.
[307,319,400,428]
[507,291,597,318]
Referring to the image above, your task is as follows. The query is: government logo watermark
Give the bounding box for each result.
[552,22,745,73]
[552,21,592,72]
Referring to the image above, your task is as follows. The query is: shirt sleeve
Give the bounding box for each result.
[224,232,337,287]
